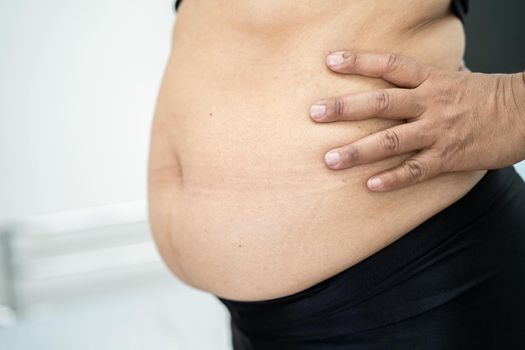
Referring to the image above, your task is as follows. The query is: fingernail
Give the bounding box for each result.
[325,151,341,167]
[310,104,326,120]
[327,53,344,67]
[367,177,383,190]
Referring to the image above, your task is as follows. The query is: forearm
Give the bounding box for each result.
[509,71,525,158]
[519,71,525,116]
[511,71,525,114]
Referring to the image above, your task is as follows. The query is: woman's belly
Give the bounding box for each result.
[148,0,487,301]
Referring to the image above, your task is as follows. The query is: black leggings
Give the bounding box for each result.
[218,166,525,349]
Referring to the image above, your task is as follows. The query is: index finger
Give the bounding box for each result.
[326,51,431,88]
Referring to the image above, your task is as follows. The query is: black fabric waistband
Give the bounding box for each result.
[217,166,521,333]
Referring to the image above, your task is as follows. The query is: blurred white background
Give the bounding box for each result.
[0,1,524,350]
[0,0,170,219]
[0,1,231,349]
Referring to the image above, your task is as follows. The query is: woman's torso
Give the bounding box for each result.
[148,0,486,301]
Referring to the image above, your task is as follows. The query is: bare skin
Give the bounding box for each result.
[148,0,490,301]
[311,52,525,191]
[310,51,525,191]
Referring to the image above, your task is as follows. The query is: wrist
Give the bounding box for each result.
[513,72,525,111]
[511,72,525,158]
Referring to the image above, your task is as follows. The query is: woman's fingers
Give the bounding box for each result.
[366,150,441,192]
[326,51,431,88]
[316,50,525,192]
[323,123,433,170]
[310,89,424,122]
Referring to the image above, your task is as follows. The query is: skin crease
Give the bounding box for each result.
[312,52,525,191]
[148,0,513,301]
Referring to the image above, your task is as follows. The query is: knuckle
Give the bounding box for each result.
[414,100,427,116]
[334,97,346,117]
[346,145,360,163]
[380,129,401,151]
[343,52,358,67]
[385,53,401,72]
[411,91,427,115]
[402,158,426,181]
[438,148,454,171]
[438,144,451,160]
[420,121,436,143]
[374,90,391,113]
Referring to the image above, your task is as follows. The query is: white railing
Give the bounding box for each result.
[0,201,167,326]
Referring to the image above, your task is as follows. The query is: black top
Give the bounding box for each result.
[175,0,469,21]
[452,0,470,22]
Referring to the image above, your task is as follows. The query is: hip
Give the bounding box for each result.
[219,165,525,349]
[148,3,483,300]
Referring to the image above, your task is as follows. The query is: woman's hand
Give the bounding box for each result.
[310,51,525,192]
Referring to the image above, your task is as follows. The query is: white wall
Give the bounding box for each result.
[0,0,524,222]
[0,0,174,221]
